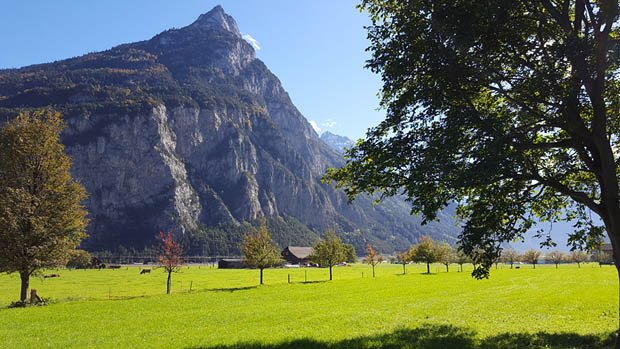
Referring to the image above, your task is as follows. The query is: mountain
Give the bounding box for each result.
[0,6,460,254]
[320,131,355,153]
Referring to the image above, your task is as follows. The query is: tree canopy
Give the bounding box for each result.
[159,231,183,294]
[240,225,282,285]
[310,230,346,281]
[365,244,383,277]
[0,110,89,301]
[544,250,567,268]
[410,236,442,273]
[327,0,620,280]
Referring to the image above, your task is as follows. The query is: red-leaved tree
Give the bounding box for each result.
[366,244,383,278]
[159,232,183,294]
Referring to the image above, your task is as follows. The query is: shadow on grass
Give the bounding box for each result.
[206,286,258,293]
[188,323,616,349]
[300,281,328,285]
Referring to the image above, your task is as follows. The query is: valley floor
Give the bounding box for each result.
[0,263,617,348]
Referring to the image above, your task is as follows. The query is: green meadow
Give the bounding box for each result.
[0,263,617,348]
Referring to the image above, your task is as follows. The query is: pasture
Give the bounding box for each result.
[0,263,617,348]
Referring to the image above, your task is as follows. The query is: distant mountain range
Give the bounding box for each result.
[0,6,461,254]
[320,131,355,153]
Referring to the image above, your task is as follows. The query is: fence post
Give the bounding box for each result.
[305,270,307,282]
[190,281,193,292]
[288,274,291,284]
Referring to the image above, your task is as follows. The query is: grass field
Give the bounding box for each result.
[0,263,618,348]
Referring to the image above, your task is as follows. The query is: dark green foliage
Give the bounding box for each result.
[66,250,92,268]
[343,244,357,263]
[327,0,620,282]
[310,230,346,281]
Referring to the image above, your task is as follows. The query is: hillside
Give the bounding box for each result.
[0,6,460,254]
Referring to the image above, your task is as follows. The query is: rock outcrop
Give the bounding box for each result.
[0,6,460,252]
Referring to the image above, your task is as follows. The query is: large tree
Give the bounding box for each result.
[0,110,89,302]
[326,1,620,343]
[310,230,346,281]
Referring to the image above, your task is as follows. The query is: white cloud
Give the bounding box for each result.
[242,34,261,50]
[321,120,337,128]
[309,120,321,133]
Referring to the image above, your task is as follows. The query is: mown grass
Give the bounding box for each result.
[0,263,617,348]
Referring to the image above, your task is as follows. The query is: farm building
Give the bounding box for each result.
[218,259,244,269]
[282,246,313,265]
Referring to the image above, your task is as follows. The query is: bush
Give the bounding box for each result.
[66,250,92,269]
[8,297,51,308]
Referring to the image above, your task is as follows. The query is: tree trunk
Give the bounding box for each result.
[372,264,375,278]
[533,263,536,269]
[578,262,581,268]
[329,265,332,281]
[402,263,406,275]
[596,208,620,349]
[445,264,449,272]
[260,268,264,285]
[615,261,620,349]
[166,271,171,294]
[510,262,513,269]
[20,271,30,302]
[426,262,430,274]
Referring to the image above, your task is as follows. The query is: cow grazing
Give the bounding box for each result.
[140,269,151,274]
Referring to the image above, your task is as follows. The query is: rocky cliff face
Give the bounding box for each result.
[0,6,459,252]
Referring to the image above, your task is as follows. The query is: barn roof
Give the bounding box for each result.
[286,246,313,259]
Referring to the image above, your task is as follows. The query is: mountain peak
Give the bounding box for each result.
[190,5,241,37]
[320,131,355,153]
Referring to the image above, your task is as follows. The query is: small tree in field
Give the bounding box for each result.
[0,110,89,302]
[396,250,412,275]
[522,249,542,269]
[411,236,441,274]
[240,225,282,285]
[437,243,454,272]
[569,250,589,268]
[545,250,566,269]
[501,249,520,269]
[454,250,471,272]
[366,244,383,277]
[66,250,92,269]
[310,230,346,281]
[159,232,183,294]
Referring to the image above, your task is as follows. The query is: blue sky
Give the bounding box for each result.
[0,1,593,252]
[0,0,383,141]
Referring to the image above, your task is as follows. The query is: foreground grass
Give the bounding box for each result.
[0,263,617,348]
